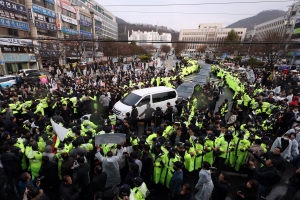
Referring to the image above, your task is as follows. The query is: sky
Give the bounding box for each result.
[96,0,294,31]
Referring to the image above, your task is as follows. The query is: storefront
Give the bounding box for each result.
[3,53,36,74]
[0,38,36,74]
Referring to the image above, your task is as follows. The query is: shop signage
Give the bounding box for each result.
[0,0,26,14]
[85,51,94,57]
[56,12,61,30]
[29,55,36,61]
[0,38,32,46]
[28,8,33,23]
[62,27,78,35]
[3,53,30,62]
[61,2,75,13]
[80,30,92,38]
[85,46,93,51]
[0,9,27,20]
[95,25,101,31]
[1,46,33,53]
[0,17,29,31]
[45,0,55,5]
[94,15,102,22]
[79,19,92,28]
[66,51,80,57]
[39,50,61,57]
[61,14,77,25]
[34,20,57,31]
[32,4,56,18]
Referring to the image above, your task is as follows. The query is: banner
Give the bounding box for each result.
[39,75,48,84]
[61,14,78,25]
[61,2,75,13]
[94,15,102,22]
[32,4,56,18]
[0,17,29,31]
[95,133,126,145]
[0,0,26,14]
[50,120,68,141]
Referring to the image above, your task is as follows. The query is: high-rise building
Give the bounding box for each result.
[179,23,247,53]
[128,30,172,48]
[0,0,36,74]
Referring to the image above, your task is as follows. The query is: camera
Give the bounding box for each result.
[209,167,217,171]
[246,148,254,153]
[35,175,44,183]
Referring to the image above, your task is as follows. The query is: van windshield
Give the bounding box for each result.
[120,93,142,106]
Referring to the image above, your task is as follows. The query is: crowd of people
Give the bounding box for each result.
[1,56,300,200]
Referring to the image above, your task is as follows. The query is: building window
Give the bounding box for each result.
[61,9,76,18]
[80,26,91,32]
[80,14,91,23]
[37,28,57,37]
[8,28,18,36]
[9,0,25,5]
[32,0,54,11]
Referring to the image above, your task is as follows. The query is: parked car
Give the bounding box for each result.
[18,69,41,77]
[176,82,201,99]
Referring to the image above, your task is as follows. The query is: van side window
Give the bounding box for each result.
[153,91,176,103]
[138,95,150,106]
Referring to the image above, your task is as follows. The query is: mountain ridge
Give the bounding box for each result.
[226,10,286,31]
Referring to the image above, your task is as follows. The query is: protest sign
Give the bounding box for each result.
[50,120,68,141]
[95,133,126,145]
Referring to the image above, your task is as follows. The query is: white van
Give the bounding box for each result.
[0,76,16,88]
[113,86,178,120]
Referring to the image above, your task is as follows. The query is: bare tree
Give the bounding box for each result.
[174,43,185,55]
[160,44,171,56]
[102,38,119,67]
[253,30,289,68]
[140,44,156,54]
[196,45,207,54]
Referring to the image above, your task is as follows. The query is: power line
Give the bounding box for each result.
[13,38,297,45]
[102,0,294,7]
[109,11,254,15]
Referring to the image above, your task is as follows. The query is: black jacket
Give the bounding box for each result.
[262,151,286,173]
[141,152,153,176]
[253,153,276,187]
[139,107,155,120]
[88,172,107,199]
[169,132,186,146]
[39,161,59,189]
[0,151,22,174]
[180,192,195,200]
[74,163,89,188]
[211,173,230,200]
[131,109,138,118]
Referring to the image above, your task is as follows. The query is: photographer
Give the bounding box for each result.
[248,152,277,199]
[210,167,230,200]
[19,172,40,197]
[233,179,259,200]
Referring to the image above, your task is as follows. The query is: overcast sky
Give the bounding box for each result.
[97,0,293,31]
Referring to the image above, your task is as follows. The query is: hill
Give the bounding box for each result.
[226,10,286,31]
[116,17,179,41]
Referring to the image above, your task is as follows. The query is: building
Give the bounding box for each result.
[128,30,172,48]
[179,23,247,53]
[253,16,286,40]
[250,1,300,64]
[71,0,117,40]
[0,0,36,74]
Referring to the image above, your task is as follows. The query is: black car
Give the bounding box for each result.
[192,75,209,86]
[176,82,201,99]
